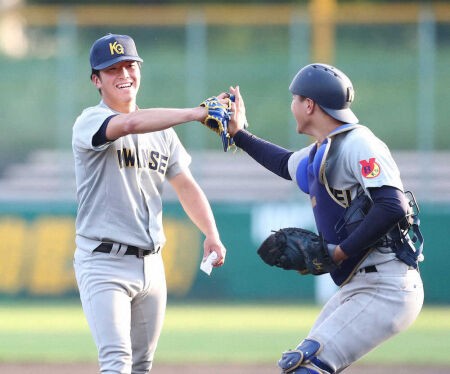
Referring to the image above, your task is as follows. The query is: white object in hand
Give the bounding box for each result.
[200,252,218,276]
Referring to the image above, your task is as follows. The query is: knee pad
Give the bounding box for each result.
[278,339,334,374]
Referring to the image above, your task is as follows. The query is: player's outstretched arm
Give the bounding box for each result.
[105,107,208,141]
[169,170,226,267]
[223,86,293,180]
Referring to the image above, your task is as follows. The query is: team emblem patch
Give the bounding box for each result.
[359,158,381,178]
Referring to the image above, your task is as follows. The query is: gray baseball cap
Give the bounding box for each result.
[89,34,143,70]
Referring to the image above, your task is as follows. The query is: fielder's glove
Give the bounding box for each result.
[257,227,337,275]
[200,96,234,152]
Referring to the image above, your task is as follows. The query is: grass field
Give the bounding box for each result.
[0,301,449,366]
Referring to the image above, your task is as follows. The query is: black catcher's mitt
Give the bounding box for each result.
[257,227,337,275]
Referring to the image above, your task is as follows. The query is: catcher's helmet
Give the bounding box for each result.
[289,63,358,124]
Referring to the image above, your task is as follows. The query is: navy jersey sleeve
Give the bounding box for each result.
[92,115,118,147]
[339,186,408,257]
[233,130,293,180]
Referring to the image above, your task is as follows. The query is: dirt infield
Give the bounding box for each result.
[1,363,449,373]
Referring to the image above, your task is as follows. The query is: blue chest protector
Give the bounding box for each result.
[296,124,369,286]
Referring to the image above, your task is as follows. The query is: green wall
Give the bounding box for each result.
[0,201,446,303]
[415,204,450,303]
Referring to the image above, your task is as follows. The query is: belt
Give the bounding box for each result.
[357,264,416,274]
[358,265,378,273]
[94,243,157,258]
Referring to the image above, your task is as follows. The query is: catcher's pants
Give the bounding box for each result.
[308,259,423,373]
[74,246,167,374]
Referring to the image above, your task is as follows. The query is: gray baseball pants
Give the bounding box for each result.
[307,259,424,373]
[74,246,167,374]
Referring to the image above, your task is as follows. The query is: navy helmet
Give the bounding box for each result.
[90,34,143,70]
[289,63,358,124]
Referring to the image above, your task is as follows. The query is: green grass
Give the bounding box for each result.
[0,302,97,362]
[363,306,450,364]
[0,302,449,365]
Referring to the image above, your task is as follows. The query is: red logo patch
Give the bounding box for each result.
[359,158,381,178]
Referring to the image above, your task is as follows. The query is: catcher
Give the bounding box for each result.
[205,64,424,373]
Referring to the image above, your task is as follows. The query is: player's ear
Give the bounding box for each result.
[90,72,102,95]
[305,98,315,114]
[91,73,101,88]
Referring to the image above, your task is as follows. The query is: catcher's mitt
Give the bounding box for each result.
[200,96,234,152]
[257,227,337,275]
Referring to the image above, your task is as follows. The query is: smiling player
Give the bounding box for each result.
[72,33,226,373]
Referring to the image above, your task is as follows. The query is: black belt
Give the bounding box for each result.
[357,264,416,274]
[94,243,157,258]
[358,265,378,273]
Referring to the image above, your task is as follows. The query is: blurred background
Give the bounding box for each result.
[0,0,449,306]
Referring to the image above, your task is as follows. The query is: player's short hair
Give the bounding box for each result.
[90,69,101,95]
[91,69,100,79]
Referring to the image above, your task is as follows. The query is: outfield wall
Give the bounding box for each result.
[0,201,447,304]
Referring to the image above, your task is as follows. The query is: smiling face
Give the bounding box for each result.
[91,60,141,113]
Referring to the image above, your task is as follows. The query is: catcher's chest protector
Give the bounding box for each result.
[295,124,366,285]
[297,139,345,244]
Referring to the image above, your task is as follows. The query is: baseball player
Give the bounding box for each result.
[72,33,226,373]
[223,64,424,373]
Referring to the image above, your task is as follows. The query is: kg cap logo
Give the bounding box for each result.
[359,158,381,178]
[109,41,125,55]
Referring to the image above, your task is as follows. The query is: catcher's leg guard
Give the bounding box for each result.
[283,368,322,374]
[278,339,334,374]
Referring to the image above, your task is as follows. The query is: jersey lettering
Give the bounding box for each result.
[329,187,352,207]
[148,151,159,170]
[117,147,169,175]
[117,148,136,167]
[158,155,169,174]
[142,150,169,175]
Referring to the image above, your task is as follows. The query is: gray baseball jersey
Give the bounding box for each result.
[73,100,191,251]
[72,100,191,373]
